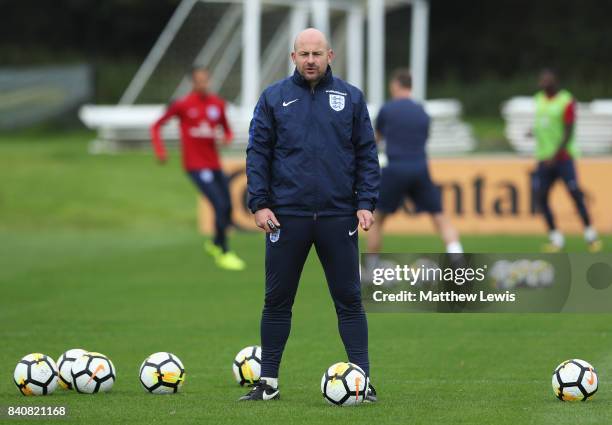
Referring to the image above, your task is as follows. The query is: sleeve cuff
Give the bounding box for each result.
[357,200,375,212]
[249,200,271,214]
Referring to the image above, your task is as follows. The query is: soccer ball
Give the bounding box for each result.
[321,362,368,406]
[139,352,185,394]
[71,352,116,393]
[56,348,87,390]
[13,353,59,396]
[552,359,598,401]
[232,346,261,386]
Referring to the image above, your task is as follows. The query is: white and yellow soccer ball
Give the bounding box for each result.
[321,362,368,406]
[56,348,87,390]
[71,352,116,393]
[13,353,59,396]
[232,346,262,386]
[552,359,598,401]
[139,352,185,394]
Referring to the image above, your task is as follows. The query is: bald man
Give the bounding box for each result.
[243,28,380,402]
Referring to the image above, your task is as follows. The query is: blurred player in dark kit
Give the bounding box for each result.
[367,69,463,256]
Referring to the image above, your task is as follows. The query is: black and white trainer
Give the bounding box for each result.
[238,380,280,401]
[365,383,378,403]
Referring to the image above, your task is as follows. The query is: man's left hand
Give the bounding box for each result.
[357,209,374,231]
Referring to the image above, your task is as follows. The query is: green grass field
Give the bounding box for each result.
[1,131,611,424]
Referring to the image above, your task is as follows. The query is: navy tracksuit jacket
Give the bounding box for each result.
[246,67,380,378]
[247,67,379,216]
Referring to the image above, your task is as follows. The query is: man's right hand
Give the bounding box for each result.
[254,208,281,233]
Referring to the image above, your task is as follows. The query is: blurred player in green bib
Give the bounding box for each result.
[532,69,601,252]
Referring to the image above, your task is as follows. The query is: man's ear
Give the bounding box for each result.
[290,51,297,65]
[328,49,335,64]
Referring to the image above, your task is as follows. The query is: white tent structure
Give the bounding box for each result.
[80,0,474,154]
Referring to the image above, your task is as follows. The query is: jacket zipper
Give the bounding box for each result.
[311,85,319,221]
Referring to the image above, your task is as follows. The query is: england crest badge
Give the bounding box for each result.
[207,105,220,121]
[270,229,280,243]
[329,94,345,111]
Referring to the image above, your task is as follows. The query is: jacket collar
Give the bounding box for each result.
[291,66,333,89]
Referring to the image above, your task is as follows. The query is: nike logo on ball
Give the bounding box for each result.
[263,390,279,400]
[349,226,359,236]
[86,364,106,385]
[282,99,299,107]
[587,369,596,385]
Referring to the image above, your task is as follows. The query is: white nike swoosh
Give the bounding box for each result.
[262,390,279,400]
[282,99,299,107]
[349,226,359,236]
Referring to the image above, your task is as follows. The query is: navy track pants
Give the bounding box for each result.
[260,214,369,378]
[188,169,232,252]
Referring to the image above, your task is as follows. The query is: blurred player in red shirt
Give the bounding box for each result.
[151,66,245,270]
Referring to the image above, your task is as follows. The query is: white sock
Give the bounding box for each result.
[446,241,463,254]
[261,377,278,389]
[549,230,564,247]
[364,254,380,270]
[584,226,598,243]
